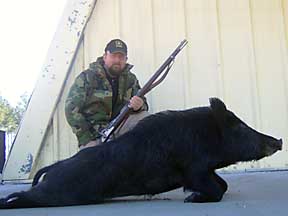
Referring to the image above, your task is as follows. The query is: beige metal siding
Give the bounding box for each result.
[82,0,288,171]
[249,0,288,169]
[33,0,288,172]
[4,0,288,180]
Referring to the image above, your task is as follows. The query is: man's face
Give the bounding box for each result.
[103,51,127,75]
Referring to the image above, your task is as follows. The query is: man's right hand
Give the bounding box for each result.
[129,96,144,111]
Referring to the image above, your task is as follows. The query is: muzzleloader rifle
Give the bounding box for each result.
[100,39,188,143]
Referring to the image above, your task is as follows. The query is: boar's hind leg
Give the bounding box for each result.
[183,171,224,203]
[0,191,34,209]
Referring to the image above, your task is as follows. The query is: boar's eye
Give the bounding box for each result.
[226,113,238,126]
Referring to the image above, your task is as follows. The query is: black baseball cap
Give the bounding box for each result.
[105,39,127,55]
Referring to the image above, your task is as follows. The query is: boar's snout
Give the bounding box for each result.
[265,138,283,156]
[272,138,282,151]
[278,138,283,150]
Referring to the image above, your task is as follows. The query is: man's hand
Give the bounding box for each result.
[129,96,144,111]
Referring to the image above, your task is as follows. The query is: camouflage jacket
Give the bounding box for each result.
[65,57,148,146]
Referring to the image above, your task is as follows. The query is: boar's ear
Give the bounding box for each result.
[209,98,227,111]
[209,98,227,126]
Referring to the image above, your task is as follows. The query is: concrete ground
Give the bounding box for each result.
[0,170,287,216]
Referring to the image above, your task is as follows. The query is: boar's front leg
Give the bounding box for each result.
[211,171,228,193]
[183,169,224,203]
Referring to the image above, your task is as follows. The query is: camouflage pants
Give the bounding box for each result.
[80,111,150,150]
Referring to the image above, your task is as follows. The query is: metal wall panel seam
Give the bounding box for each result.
[52,115,58,164]
[247,0,268,169]
[182,0,190,108]
[55,108,60,161]
[118,0,122,38]
[247,0,262,130]
[280,0,288,152]
[214,0,225,99]
[82,31,86,75]
[283,0,288,53]
[148,0,157,113]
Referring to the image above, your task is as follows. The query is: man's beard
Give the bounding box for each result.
[108,64,123,76]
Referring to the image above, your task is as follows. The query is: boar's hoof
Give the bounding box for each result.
[184,192,222,203]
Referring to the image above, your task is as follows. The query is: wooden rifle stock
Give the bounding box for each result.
[101,39,188,142]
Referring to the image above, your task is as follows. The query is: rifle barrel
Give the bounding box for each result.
[101,39,188,142]
[137,39,188,97]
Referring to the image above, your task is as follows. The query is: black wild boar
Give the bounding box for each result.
[0,98,282,208]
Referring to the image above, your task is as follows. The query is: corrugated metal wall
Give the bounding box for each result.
[31,0,288,176]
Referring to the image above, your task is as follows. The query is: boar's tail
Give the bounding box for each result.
[32,164,54,186]
[0,191,41,209]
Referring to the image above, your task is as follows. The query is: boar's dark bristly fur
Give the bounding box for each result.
[0,98,282,208]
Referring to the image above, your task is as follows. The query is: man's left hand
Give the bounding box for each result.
[129,96,144,111]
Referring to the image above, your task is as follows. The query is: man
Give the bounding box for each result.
[65,39,149,149]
